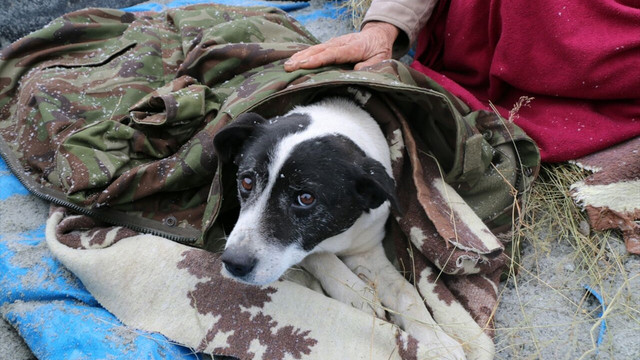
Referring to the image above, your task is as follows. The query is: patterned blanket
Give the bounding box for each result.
[571,137,640,254]
[0,2,541,359]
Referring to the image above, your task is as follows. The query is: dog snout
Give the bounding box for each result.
[220,249,257,278]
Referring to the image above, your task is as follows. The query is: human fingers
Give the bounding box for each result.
[285,22,398,72]
[284,34,366,71]
[288,43,332,63]
[290,42,373,70]
[284,44,334,71]
[354,53,391,71]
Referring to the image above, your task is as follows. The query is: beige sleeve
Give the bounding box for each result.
[362,0,438,57]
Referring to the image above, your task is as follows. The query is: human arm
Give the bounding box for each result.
[284,0,438,72]
[362,0,437,57]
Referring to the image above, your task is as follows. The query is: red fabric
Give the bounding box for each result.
[411,0,640,162]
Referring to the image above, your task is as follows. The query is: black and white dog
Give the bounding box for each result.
[213,98,465,359]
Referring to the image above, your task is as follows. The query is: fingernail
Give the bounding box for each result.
[285,59,293,65]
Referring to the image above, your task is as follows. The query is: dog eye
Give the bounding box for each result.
[296,192,315,207]
[240,177,253,191]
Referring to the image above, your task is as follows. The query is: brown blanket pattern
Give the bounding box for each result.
[571,136,640,254]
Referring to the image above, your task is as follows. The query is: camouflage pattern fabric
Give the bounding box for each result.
[0,4,540,360]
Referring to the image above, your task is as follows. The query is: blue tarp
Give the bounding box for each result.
[0,161,205,359]
[121,0,310,13]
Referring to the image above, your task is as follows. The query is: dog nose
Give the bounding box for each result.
[220,251,257,278]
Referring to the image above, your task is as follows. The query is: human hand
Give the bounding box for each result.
[284,21,399,72]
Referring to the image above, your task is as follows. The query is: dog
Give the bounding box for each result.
[213,97,466,359]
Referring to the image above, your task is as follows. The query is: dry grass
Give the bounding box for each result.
[338,0,372,29]
[511,163,594,264]
[495,163,639,359]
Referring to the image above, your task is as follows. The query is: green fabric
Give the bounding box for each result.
[0,4,540,244]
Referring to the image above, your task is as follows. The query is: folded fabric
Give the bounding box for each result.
[0,2,540,360]
[45,206,458,359]
[571,137,640,254]
[412,0,640,162]
[411,0,640,252]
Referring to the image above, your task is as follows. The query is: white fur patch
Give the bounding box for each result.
[284,98,392,176]
[225,98,392,283]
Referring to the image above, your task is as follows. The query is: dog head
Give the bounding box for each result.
[213,99,398,285]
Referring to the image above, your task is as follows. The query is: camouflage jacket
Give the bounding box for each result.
[0,5,539,271]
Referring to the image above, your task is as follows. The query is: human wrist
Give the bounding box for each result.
[362,21,399,45]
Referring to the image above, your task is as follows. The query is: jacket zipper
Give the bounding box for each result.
[0,141,200,244]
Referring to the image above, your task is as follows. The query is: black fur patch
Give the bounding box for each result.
[252,134,395,251]
[214,112,311,165]
[232,113,312,206]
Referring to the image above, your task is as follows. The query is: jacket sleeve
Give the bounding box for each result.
[362,0,438,58]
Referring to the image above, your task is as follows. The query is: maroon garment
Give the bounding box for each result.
[411,0,640,162]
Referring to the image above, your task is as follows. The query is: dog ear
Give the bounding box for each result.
[213,113,266,163]
[354,159,401,213]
